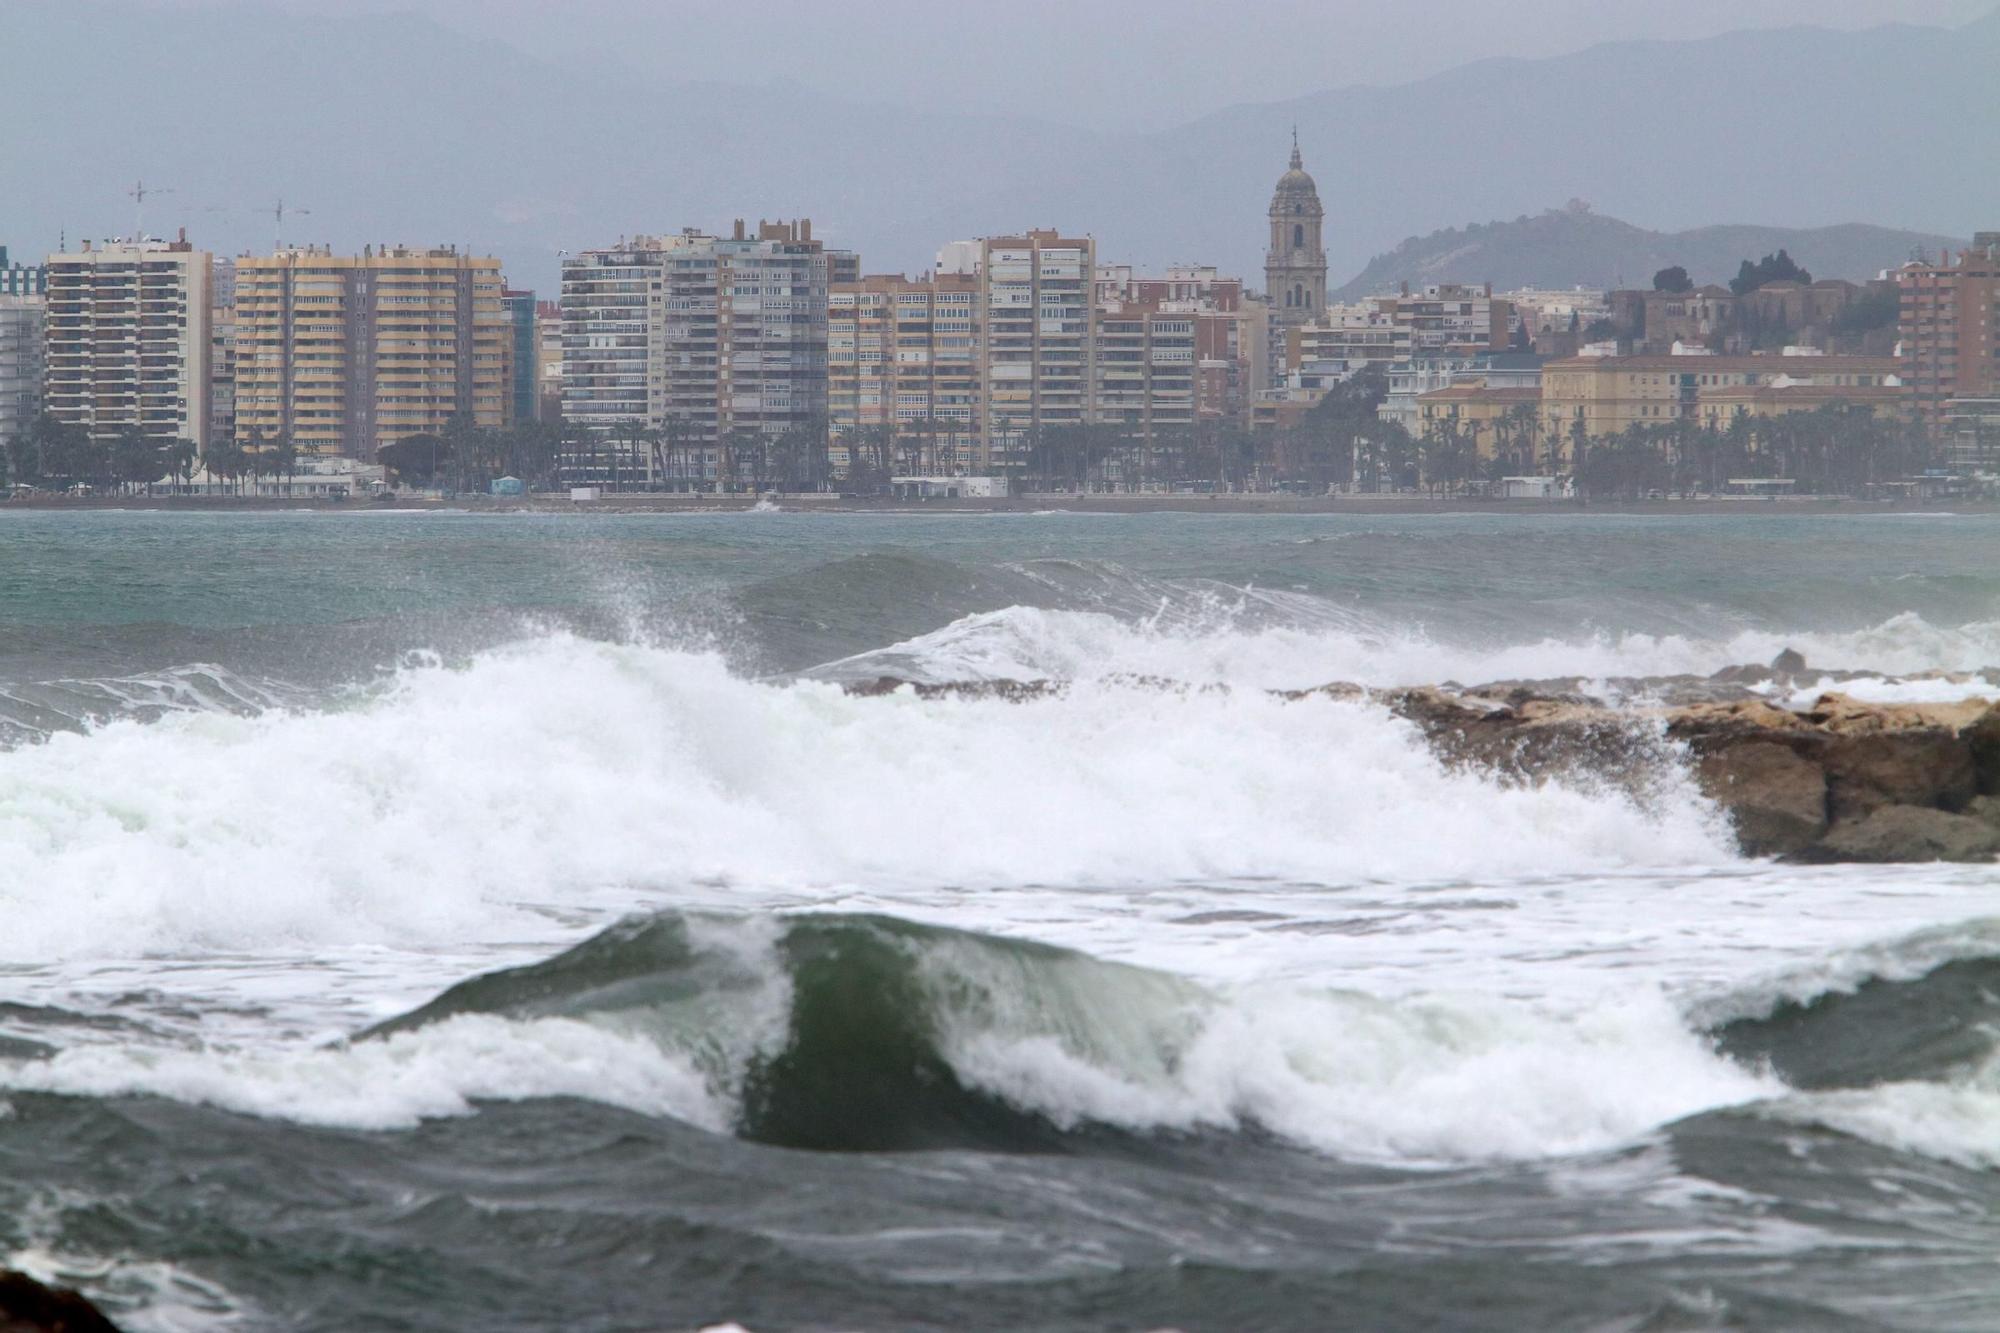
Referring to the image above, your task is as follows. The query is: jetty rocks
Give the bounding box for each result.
[0,1271,121,1333]
[846,661,2000,863]
[1357,683,2000,863]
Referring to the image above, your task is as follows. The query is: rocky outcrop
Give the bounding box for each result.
[0,1272,121,1333]
[844,662,2000,863]
[1381,684,2000,862]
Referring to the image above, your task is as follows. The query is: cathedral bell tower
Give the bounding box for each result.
[1265,130,1327,328]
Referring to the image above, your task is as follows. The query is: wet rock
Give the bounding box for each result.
[841,676,1062,701]
[1693,742,1827,858]
[1965,703,2000,794]
[1809,806,2000,864]
[1771,647,1808,675]
[0,1272,122,1333]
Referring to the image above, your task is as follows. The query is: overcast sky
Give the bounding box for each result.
[139,0,1994,132]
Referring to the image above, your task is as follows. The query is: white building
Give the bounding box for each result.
[560,221,831,488]
[975,230,1095,468]
[44,233,212,447]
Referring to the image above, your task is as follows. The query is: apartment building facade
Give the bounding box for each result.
[1,246,47,298]
[0,294,45,448]
[1096,264,1255,423]
[560,221,830,487]
[1898,233,2000,431]
[43,234,212,448]
[234,244,510,456]
[828,272,981,474]
[1093,299,1195,440]
[503,289,538,424]
[976,230,1095,467]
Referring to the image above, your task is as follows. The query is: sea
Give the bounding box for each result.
[1,507,1997,1332]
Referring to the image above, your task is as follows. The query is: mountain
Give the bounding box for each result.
[1332,207,1965,298]
[0,1,1101,292]
[950,10,2000,283]
[1,2,1994,293]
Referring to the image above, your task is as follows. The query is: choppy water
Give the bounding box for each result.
[2,510,1998,1332]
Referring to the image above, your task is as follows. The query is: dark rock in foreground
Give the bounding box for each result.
[0,1272,121,1333]
[847,669,2000,863]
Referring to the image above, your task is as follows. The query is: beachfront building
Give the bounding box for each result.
[1897,232,2000,432]
[232,244,510,456]
[208,260,236,452]
[560,221,831,488]
[1414,380,1543,458]
[503,289,538,423]
[1093,296,1196,441]
[43,233,213,448]
[0,294,45,448]
[969,229,1096,469]
[1,246,47,297]
[1096,264,1259,424]
[828,271,982,477]
[1540,351,1903,439]
[534,299,562,424]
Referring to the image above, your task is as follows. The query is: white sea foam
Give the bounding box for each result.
[814,605,2000,692]
[0,632,1731,964]
[1761,1065,2000,1170]
[0,1012,726,1133]
[0,921,1775,1167]
[945,982,1776,1164]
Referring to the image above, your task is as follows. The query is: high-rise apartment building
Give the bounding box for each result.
[1095,264,1253,423]
[976,230,1095,467]
[534,299,563,424]
[560,236,670,440]
[662,219,829,453]
[233,244,510,456]
[560,222,830,487]
[0,294,46,448]
[1898,233,2000,431]
[1093,299,1195,439]
[502,289,539,424]
[43,234,212,447]
[2,246,47,298]
[828,272,981,474]
[208,257,237,453]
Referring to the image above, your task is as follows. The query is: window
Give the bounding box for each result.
[1292,224,1304,248]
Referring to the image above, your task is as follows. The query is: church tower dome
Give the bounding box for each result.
[1265,130,1328,328]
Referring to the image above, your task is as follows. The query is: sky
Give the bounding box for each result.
[134,0,1995,133]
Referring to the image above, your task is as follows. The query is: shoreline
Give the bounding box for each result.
[3,493,1992,517]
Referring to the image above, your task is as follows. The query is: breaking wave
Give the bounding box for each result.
[0,912,1777,1165]
[13,912,2000,1172]
[0,631,1732,964]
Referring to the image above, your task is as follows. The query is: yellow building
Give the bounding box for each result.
[1415,381,1541,457]
[1698,381,1910,427]
[1540,353,1900,440]
[234,245,510,457]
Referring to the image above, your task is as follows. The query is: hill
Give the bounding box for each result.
[1332,207,1965,298]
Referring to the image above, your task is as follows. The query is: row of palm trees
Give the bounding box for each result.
[3,414,197,493]
[7,399,1968,504]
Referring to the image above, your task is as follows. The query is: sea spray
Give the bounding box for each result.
[0,634,1733,965]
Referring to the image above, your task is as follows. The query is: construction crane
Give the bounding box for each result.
[127,180,174,240]
[260,197,311,250]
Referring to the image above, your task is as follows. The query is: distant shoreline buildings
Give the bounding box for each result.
[1,146,1995,497]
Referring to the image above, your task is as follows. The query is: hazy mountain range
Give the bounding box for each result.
[2,2,1994,295]
[1334,209,1965,298]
